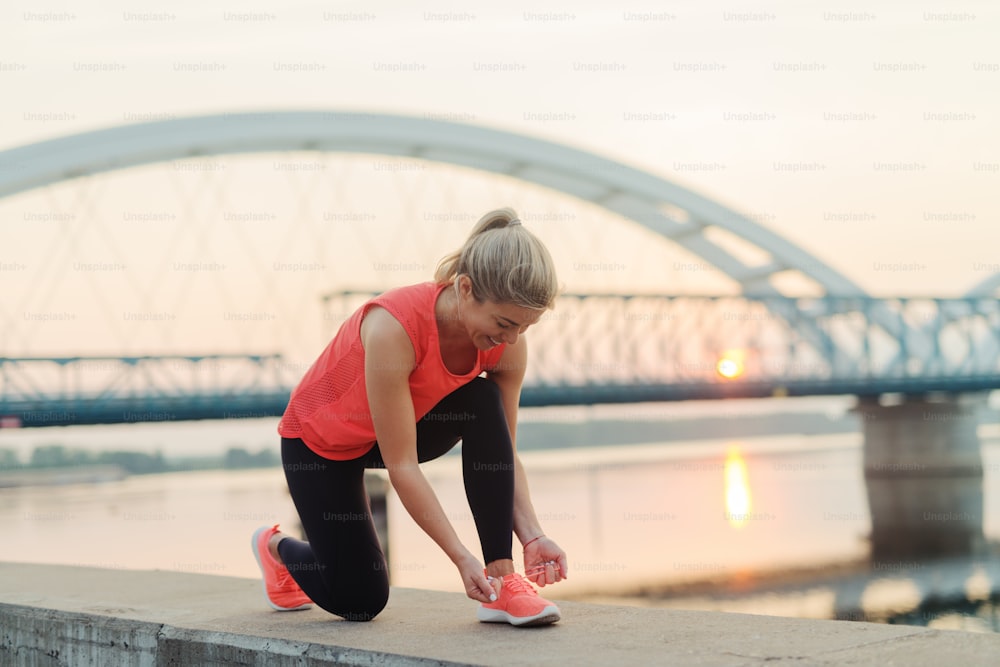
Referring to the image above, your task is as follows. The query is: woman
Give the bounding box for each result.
[251,208,568,626]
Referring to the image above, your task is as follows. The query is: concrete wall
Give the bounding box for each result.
[3,563,1000,666]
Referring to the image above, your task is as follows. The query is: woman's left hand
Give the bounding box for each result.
[523,536,567,587]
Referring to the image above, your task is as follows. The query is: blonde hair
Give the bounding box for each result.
[434,207,558,310]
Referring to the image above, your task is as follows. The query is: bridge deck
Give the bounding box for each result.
[5,374,1000,427]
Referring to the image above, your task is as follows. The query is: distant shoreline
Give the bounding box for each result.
[3,408,997,487]
[0,464,130,488]
[0,444,278,488]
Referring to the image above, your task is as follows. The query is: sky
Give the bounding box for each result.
[1,0,998,358]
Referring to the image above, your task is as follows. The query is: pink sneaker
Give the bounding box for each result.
[477,572,561,626]
[251,525,312,611]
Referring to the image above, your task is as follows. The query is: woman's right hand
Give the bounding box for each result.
[456,553,500,604]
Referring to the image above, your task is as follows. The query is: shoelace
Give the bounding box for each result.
[500,572,538,596]
[275,564,297,589]
[524,562,561,578]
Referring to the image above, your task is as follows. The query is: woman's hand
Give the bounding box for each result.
[523,536,568,587]
[456,553,500,604]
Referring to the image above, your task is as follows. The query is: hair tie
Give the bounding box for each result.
[509,219,522,226]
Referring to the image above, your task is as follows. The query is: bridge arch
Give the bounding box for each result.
[0,111,865,296]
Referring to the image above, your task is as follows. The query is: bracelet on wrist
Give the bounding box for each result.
[522,534,544,549]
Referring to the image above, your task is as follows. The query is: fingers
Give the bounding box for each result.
[542,561,557,586]
[483,575,499,602]
[471,575,497,603]
[467,585,491,604]
[525,560,562,586]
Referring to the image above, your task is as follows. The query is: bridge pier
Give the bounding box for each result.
[854,393,986,563]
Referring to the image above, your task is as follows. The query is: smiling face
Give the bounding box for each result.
[453,276,544,350]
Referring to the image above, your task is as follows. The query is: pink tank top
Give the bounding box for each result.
[278,282,507,460]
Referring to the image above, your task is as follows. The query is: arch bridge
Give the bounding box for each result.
[0,112,997,429]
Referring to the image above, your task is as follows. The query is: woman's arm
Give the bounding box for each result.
[486,338,544,545]
[488,336,568,585]
[361,307,495,602]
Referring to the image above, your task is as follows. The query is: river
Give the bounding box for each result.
[2,405,999,633]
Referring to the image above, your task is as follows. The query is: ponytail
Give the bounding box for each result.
[434,207,558,310]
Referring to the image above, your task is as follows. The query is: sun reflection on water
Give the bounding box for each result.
[725,446,752,528]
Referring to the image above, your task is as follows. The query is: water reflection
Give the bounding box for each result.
[724,446,751,528]
[829,558,1000,634]
[866,475,986,563]
[888,595,1000,633]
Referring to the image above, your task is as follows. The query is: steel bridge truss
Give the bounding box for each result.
[0,354,297,428]
[2,295,998,427]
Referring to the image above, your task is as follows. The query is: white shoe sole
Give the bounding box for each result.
[477,604,561,626]
[251,526,311,612]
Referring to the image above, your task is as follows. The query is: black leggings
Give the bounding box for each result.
[278,377,515,621]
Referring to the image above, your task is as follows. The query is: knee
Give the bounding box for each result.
[463,377,505,415]
[339,607,385,622]
[336,587,389,622]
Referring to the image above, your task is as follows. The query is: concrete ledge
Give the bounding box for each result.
[2,563,998,666]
